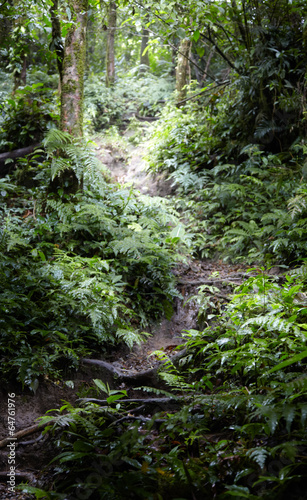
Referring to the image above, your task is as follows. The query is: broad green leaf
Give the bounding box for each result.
[268,350,307,373]
[193,30,200,42]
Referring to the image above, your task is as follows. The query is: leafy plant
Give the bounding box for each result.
[0,128,186,390]
[0,83,58,152]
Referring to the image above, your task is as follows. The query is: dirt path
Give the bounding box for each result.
[0,131,249,499]
[95,126,175,197]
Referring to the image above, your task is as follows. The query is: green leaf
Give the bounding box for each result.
[38,250,46,261]
[193,30,200,42]
[197,46,205,58]
[106,393,125,404]
[73,440,95,452]
[93,379,108,395]
[268,350,307,374]
[225,485,251,497]
[176,28,186,39]
[170,223,185,239]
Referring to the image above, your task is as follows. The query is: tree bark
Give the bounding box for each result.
[105,1,116,87]
[13,54,27,93]
[176,38,192,102]
[61,0,88,136]
[140,25,150,71]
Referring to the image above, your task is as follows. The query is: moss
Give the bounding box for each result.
[63,53,73,72]
[68,0,88,14]
[60,0,88,137]
[65,26,74,47]
[61,81,77,94]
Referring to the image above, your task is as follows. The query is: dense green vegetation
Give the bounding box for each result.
[25,267,307,499]
[0,128,183,391]
[0,0,307,499]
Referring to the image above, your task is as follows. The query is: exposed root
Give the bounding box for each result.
[81,347,187,387]
[0,421,54,449]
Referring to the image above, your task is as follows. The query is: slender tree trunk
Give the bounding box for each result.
[86,13,95,73]
[61,0,88,137]
[105,1,116,87]
[13,54,26,92]
[201,46,215,83]
[140,25,150,71]
[10,1,27,94]
[50,0,64,84]
[176,38,192,102]
[170,40,177,77]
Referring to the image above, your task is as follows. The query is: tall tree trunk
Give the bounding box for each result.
[140,25,150,71]
[176,38,192,102]
[61,0,88,137]
[105,1,116,87]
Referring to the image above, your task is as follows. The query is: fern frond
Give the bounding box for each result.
[288,192,307,219]
[116,328,148,348]
[51,157,71,180]
[43,128,72,154]
[246,447,269,469]
[242,315,295,334]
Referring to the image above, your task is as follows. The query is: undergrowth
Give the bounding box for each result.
[84,70,174,132]
[0,128,186,391]
[146,88,307,265]
[23,266,307,499]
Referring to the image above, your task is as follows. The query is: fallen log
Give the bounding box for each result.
[0,143,41,176]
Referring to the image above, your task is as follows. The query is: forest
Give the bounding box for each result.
[0,0,307,499]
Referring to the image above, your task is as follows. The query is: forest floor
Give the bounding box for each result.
[0,127,250,499]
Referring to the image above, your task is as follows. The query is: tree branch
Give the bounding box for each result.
[175,79,230,108]
[201,28,237,71]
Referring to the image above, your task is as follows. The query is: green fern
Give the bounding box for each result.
[288,191,307,219]
[43,128,102,183]
[115,328,149,349]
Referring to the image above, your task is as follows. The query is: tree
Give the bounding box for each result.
[140,20,150,70]
[50,0,64,84]
[60,0,88,136]
[105,0,116,87]
[175,38,191,102]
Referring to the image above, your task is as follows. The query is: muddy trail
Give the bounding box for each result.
[0,128,250,498]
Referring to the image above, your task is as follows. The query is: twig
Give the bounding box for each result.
[177,278,242,286]
[175,80,230,107]
[18,433,45,446]
[109,415,151,426]
[0,471,36,482]
[78,397,177,405]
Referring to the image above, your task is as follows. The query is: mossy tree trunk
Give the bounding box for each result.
[61,0,88,137]
[105,1,116,87]
[176,38,192,102]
